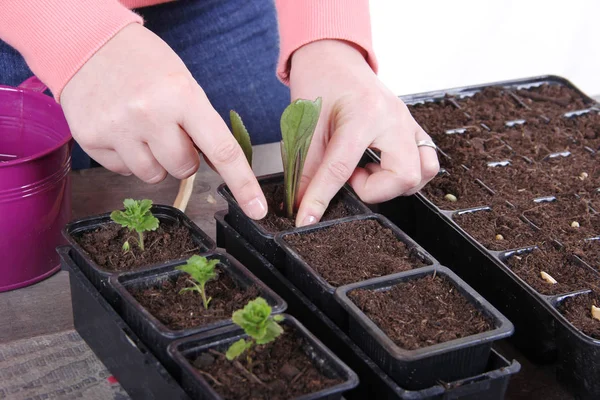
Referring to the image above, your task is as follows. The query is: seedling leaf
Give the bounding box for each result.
[226,338,253,361]
[176,255,219,310]
[230,110,253,166]
[110,198,160,250]
[280,98,322,218]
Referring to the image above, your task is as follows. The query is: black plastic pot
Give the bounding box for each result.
[169,314,359,400]
[217,172,371,265]
[274,213,436,330]
[553,290,600,400]
[215,210,521,399]
[109,251,287,373]
[363,75,600,366]
[335,265,514,390]
[63,204,216,303]
[57,246,191,400]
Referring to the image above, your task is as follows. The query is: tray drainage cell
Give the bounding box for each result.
[555,290,600,341]
[503,246,600,297]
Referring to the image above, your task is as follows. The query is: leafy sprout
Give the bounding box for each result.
[110,199,159,251]
[280,98,322,218]
[225,297,284,364]
[230,110,253,166]
[176,255,219,310]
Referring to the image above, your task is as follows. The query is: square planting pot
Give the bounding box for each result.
[274,213,436,330]
[109,251,287,374]
[335,265,514,390]
[63,204,216,303]
[57,246,191,400]
[168,315,359,400]
[217,172,371,265]
[215,210,521,400]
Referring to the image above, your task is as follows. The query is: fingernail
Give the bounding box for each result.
[245,197,267,220]
[299,215,317,227]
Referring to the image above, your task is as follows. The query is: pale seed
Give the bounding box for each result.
[571,221,580,228]
[444,193,457,202]
[579,172,589,181]
[495,234,504,241]
[540,271,557,284]
[592,305,600,322]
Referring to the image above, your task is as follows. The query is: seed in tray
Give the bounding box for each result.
[571,221,580,228]
[495,234,504,241]
[580,172,589,181]
[540,271,558,285]
[444,193,458,202]
[592,305,600,321]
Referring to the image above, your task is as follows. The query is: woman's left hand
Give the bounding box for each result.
[289,39,440,227]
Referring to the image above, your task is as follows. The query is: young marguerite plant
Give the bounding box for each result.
[110,199,160,251]
[225,297,284,367]
[176,255,219,310]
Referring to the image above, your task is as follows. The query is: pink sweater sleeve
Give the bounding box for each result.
[274,0,379,84]
[0,0,144,100]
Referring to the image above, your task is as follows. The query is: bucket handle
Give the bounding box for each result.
[18,76,48,93]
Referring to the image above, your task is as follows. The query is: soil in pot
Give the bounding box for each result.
[348,272,493,350]
[436,130,514,167]
[75,223,198,272]
[521,197,598,244]
[408,99,472,135]
[542,150,599,195]
[421,166,493,210]
[284,219,430,287]
[453,202,542,251]
[456,87,531,131]
[562,111,600,151]
[505,246,600,296]
[257,183,358,233]
[558,291,600,340]
[500,122,580,161]
[129,268,260,330]
[191,325,342,400]
[515,84,591,117]
[572,240,600,271]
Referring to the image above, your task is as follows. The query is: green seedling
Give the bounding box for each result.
[176,255,219,310]
[280,98,322,218]
[226,297,284,366]
[110,199,159,251]
[230,110,253,166]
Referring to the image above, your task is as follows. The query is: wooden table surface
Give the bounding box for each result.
[0,142,573,399]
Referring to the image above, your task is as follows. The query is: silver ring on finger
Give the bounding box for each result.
[416,139,437,150]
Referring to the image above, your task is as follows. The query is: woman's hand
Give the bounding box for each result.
[289,39,440,227]
[60,24,267,220]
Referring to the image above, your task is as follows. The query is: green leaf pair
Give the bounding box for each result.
[110,199,160,251]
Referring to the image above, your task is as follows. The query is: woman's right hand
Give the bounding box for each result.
[60,24,267,220]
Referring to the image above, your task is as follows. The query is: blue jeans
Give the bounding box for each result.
[0,0,290,169]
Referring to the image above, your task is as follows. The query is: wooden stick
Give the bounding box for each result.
[173,173,196,212]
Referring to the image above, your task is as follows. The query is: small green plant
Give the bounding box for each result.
[225,297,284,364]
[176,255,219,310]
[231,98,322,219]
[110,199,159,251]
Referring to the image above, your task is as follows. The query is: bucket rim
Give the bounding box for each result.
[0,85,72,168]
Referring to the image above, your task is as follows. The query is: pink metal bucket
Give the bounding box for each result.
[0,77,72,292]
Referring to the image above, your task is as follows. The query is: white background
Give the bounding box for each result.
[370,1,599,97]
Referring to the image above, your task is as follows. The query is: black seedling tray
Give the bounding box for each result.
[168,315,359,400]
[57,246,191,400]
[217,172,371,265]
[215,210,521,399]
[109,251,287,373]
[364,75,599,396]
[274,213,436,330]
[335,266,514,390]
[63,204,216,303]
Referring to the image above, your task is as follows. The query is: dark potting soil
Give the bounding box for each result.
[457,87,531,131]
[349,273,493,350]
[421,167,493,210]
[75,223,198,272]
[193,326,342,399]
[129,268,260,331]
[436,130,514,167]
[506,247,600,296]
[542,150,599,195]
[501,122,580,161]
[558,292,600,340]
[284,219,429,287]
[572,240,600,272]
[515,84,591,117]
[453,203,542,251]
[408,98,472,135]
[257,183,357,233]
[562,111,600,151]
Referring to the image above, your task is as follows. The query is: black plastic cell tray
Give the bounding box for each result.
[109,251,287,374]
[274,213,436,330]
[335,265,514,390]
[217,172,372,265]
[363,75,599,395]
[57,246,191,400]
[62,204,216,304]
[215,210,521,400]
[168,315,359,400]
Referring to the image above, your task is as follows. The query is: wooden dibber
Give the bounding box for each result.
[173,173,196,212]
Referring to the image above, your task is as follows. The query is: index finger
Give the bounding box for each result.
[181,92,267,220]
